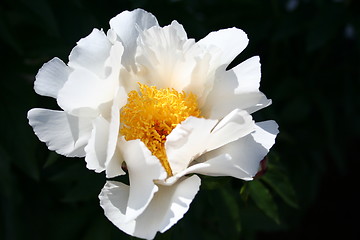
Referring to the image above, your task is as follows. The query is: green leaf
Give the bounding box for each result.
[220,188,241,233]
[240,182,249,202]
[43,151,60,168]
[261,165,299,209]
[247,180,280,224]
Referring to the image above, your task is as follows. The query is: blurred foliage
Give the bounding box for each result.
[0,0,359,239]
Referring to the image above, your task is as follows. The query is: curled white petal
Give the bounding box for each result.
[105,148,124,178]
[84,116,109,172]
[166,117,218,175]
[119,139,166,221]
[84,86,127,176]
[167,120,279,183]
[166,109,255,175]
[99,175,201,240]
[104,87,127,178]
[206,108,255,151]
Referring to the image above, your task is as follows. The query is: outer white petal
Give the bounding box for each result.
[251,120,279,150]
[198,27,249,66]
[166,109,255,175]
[99,181,131,234]
[27,108,92,157]
[119,139,166,221]
[170,120,279,182]
[99,175,201,240]
[233,56,262,93]
[68,29,112,78]
[84,116,109,173]
[202,57,271,119]
[105,148,124,178]
[34,57,71,98]
[57,69,117,116]
[104,87,127,178]
[83,86,127,176]
[109,9,159,69]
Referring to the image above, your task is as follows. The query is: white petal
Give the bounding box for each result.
[99,175,201,239]
[27,108,92,157]
[105,87,128,178]
[107,29,117,44]
[146,175,201,235]
[57,68,116,116]
[233,56,262,93]
[166,117,218,175]
[34,57,71,98]
[119,139,166,221]
[104,40,124,72]
[206,91,271,119]
[110,9,159,70]
[84,116,109,173]
[166,109,254,175]
[181,148,254,180]
[68,29,112,78]
[251,120,279,150]
[183,51,216,108]
[104,41,137,93]
[135,21,200,91]
[105,148,125,178]
[198,27,248,66]
[206,109,255,151]
[105,41,124,81]
[174,120,279,181]
[84,86,127,175]
[202,60,271,119]
[99,181,131,232]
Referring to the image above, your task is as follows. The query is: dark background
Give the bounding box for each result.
[1,0,359,239]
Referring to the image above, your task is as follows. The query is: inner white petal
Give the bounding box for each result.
[135,21,200,91]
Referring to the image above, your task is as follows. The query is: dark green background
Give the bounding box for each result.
[1,0,359,239]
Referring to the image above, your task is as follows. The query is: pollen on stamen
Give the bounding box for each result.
[120,83,201,177]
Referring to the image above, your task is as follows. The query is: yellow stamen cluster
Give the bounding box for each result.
[120,83,201,176]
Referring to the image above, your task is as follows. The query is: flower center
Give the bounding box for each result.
[120,83,201,176]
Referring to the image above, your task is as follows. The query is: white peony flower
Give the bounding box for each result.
[27,9,279,240]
